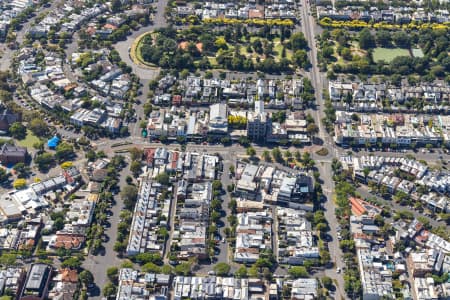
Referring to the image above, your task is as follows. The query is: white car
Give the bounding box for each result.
[336,267,341,273]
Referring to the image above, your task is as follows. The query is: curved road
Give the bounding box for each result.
[114,0,169,80]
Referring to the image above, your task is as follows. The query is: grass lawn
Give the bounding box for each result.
[412,48,424,58]
[17,130,40,148]
[373,47,410,63]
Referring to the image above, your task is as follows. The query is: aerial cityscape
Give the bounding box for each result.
[0,0,448,299]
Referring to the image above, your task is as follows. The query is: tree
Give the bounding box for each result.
[262,150,271,162]
[106,267,119,284]
[61,257,82,270]
[155,172,170,185]
[120,185,138,210]
[13,179,27,189]
[142,262,161,273]
[358,28,375,50]
[307,123,319,137]
[161,265,172,274]
[35,152,54,171]
[235,266,248,278]
[9,122,26,139]
[302,152,315,169]
[174,263,191,275]
[213,262,231,276]
[212,180,222,191]
[392,31,410,48]
[339,240,355,252]
[33,141,45,153]
[60,161,73,170]
[13,162,29,178]
[29,118,49,137]
[272,147,283,163]
[113,241,126,254]
[288,266,309,278]
[246,147,256,157]
[290,32,307,51]
[130,161,141,177]
[0,253,16,266]
[293,50,309,69]
[375,30,392,47]
[134,253,162,265]
[322,276,333,289]
[129,147,143,161]
[55,142,74,161]
[79,270,94,287]
[0,168,10,183]
[284,150,292,161]
[143,102,153,116]
[103,282,117,298]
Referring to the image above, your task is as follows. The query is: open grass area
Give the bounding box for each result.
[412,48,424,58]
[17,130,40,148]
[373,47,410,63]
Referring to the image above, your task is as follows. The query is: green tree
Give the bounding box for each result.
[35,152,55,171]
[120,185,138,210]
[129,147,143,161]
[213,262,231,276]
[322,276,333,289]
[174,263,191,275]
[9,122,26,139]
[358,28,375,50]
[262,150,271,162]
[61,257,82,270]
[79,270,94,287]
[246,147,256,157]
[272,147,283,163]
[307,123,319,137]
[106,267,119,284]
[212,180,222,191]
[293,49,309,68]
[13,162,29,178]
[29,118,49,137]
[155,172,170,185]
[130,161,141,177]
[161,265,172,274]
[0,168,10,183]
[290,32,307,51]
[142,262,161,273]
[235,266,248,278]
[103,282,117,298]
[0,254,16,266]
[33,141,45,153]
[113,241,127,254]
[55,142,74,161]
[288,266,309,278]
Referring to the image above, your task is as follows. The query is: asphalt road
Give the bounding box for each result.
[113,0,169,80]
[82,156,131,299]
[299,0,348,296]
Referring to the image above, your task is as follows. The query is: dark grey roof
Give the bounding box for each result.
[25,264,50,290]
[0,144,27,156]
